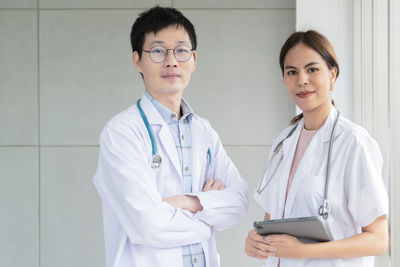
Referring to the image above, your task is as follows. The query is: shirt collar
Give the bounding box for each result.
[144,90,194,124]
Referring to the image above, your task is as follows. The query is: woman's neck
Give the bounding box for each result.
[303,102,332,130]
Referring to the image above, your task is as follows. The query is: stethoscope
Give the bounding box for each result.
[256,111,340,220]
[137,99,162,168]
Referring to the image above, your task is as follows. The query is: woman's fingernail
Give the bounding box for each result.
[264,236,270,243]
[271,247,277,252]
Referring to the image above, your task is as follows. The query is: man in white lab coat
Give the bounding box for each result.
[93,6,248,267]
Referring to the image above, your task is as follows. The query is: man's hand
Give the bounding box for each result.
[163,195,203,213]
[163,179,226,213]
[202,179,225,192]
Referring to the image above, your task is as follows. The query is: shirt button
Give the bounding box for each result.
[185,166,189,172]
[171,114,176,118]
[193,258,197,263]
[181,135,184,140]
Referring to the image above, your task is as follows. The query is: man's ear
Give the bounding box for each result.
[191,50,197,72]
[132,51,143,73]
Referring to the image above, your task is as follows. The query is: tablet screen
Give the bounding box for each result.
[253,216,331,243]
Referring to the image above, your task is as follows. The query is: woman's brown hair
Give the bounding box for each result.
[279,30,339,125]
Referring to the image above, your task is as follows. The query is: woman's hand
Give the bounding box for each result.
[266,234,307,259]
[245,230,277,259]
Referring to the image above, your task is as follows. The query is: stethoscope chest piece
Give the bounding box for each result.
[319,199,330,220]
[151,154,162,168]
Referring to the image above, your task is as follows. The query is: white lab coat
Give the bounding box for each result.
[93,94,248,267]
[254,107,388,267]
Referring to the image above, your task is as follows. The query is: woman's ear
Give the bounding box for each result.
[330,67,338,83]
[329,67,337,91]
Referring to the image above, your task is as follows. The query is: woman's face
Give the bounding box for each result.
[283,43,337,115]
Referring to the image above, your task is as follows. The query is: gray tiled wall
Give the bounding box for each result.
[0,10,38,145]
[0,148,39,267]
[40,147,103,267]
[0,0,295,266]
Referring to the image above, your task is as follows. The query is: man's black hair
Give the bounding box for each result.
[130,6,197,58]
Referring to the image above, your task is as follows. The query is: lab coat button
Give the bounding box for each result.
[193,258,197,263]
[171,114,176,118]
[185,166,189,172]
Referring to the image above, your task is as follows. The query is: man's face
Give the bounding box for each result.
[133,25,197,98]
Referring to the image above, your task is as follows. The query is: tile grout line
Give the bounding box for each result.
[37,0,40,266]
[0,7,294,11]
[0,144,272,148]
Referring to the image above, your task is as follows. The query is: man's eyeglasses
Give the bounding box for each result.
[142,45,194,63]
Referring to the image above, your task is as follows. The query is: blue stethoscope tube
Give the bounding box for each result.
[256,111,340,220]
[137,99,162,168]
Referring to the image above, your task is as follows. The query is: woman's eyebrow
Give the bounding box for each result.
[304,62,320,68]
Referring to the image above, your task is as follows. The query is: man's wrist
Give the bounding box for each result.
[186,195,203,213]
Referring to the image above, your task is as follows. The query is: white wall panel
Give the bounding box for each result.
[182,10,295,146]
[40,147,104,267]
[0,11,38,145]
[0,148,38,267]
[40,10,143,145]
[296,0,354,121]
[174,0,294,9]
[39,0,171,9]
[217,146,271,266]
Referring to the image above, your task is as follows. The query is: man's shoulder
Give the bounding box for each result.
[191,113,213,131]
[102,104,143,135]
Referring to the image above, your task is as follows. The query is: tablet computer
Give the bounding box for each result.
[253,216,331,243]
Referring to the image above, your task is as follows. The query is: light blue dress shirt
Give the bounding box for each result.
[145,91,206,267]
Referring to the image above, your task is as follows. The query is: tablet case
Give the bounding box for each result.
[253,216,331,243]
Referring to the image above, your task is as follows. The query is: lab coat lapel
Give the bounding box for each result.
[139,95,182,178]
[190,116,211,192]
[284,108,339,217]
[277,124,302,218]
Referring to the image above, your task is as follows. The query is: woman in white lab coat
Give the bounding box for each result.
[245,30,388,266]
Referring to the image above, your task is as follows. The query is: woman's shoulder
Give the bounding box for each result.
[271,123,299,147]
[336,116,380,150]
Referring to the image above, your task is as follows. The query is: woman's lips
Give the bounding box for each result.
[296,91,315,98]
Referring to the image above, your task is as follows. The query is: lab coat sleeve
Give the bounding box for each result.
[345,134,389,228]
[93,119,211,248]
[191,123,248,231]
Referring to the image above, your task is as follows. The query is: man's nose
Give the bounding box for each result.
[164,49,178,67]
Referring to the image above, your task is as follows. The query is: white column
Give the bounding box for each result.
[389,0,400,265]
[353,0,390,266]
